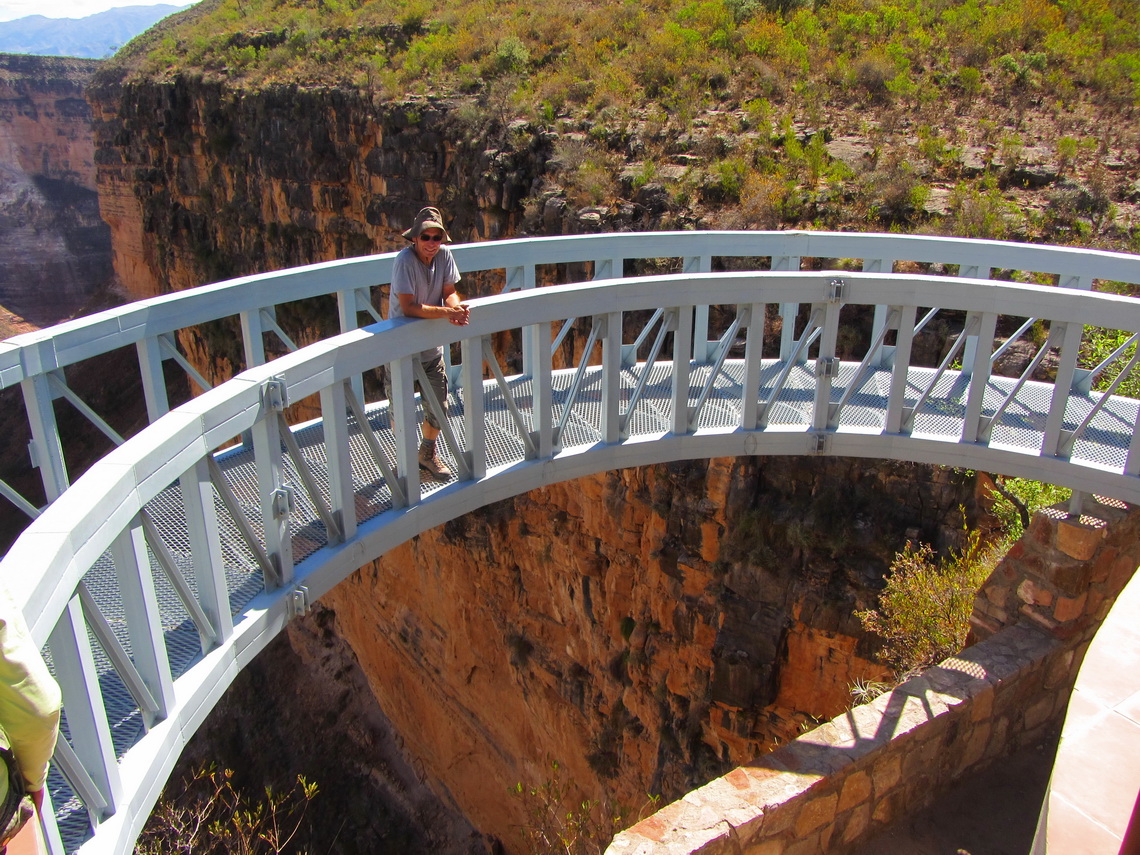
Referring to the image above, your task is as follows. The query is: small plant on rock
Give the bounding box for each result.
[511,760,646,855]
[857,522,997,676]
[135,764,318,855]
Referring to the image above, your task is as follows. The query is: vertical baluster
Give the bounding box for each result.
[1042,274,1091,457]
[601,312,622,444]
[812,294,843,432]
[864,257,895,368]
[1043,321,1082,458]
[110,520,175,725]
[524,321,554,459]
[49,596,121,821]
[21,373,69,502]
[592,256,622,282]
[958,263,991,280]
[504,264,528,293]
[961,311,998,443]
[672,306,694,435]
[389,356,421,504]
[460,336,488,475]
[773,255,801,361]
[239,307,269,369]
[514,265,540,379]
[136,336,170,423]
[684,256,713,363]
[250,379,293,588]
[320,380,357,543]
[954,265,991,374]
[336,288,358,334]
[180,457,233,648]
[885,305,917,435]
[741,301,766,430]
[335,287,370,403]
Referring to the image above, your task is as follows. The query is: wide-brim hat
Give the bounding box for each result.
[401,206,452,242]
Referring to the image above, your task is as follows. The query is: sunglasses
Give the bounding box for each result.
[419,233,444,242]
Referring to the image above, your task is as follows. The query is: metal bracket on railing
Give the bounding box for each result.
[289,585,311,617]
[260,376,288,412]
[812,433,830,454]
[828,279,846,303]
[816,357,839,379]
[271,485,295,519]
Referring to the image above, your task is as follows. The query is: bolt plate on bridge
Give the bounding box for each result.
[289,585,311,617]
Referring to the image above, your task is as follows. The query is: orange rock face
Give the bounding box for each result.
[319,457,972,850]
[0,55,111,324]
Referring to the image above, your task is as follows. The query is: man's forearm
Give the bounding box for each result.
[408,302,455,319]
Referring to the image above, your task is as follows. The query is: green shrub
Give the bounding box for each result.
[987,476,1070,543]
[850,50,895,96]
[511,760,632,855]
[956,66,983,97]
[948,182,1022,240]
[491,35,531,76]
[857,525,996,675]
[136,765,318,855]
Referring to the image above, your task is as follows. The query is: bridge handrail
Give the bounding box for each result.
[4,231,1136,385]
[5,231,1140,518]
[18,267,1140,633]
[9,266,1140,853]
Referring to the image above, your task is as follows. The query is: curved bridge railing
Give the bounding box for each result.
[4,233,1140,853]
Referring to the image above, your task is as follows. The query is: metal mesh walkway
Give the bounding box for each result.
[48,356,1140,851]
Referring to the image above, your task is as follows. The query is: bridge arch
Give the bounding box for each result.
[4,233,1140,853]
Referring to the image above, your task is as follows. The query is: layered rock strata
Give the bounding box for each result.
[0,54,111,325]
[314,456,977,850]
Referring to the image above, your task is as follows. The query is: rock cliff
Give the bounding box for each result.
[168,455,971,854]
[84,72,999,853]
[0,54,112,328]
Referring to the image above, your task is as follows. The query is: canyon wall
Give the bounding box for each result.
[317,455,978,850]
[88,75,987,852]
[87,74,552,385]
[0,54,112,328]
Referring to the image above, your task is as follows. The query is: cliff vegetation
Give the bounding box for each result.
[95,0,1140,255]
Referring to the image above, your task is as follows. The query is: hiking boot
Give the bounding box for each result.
[418,440,452,481]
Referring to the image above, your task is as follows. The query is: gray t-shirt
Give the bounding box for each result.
[389,244,461,359]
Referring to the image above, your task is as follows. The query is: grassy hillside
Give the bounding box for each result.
[109,0,1140,250]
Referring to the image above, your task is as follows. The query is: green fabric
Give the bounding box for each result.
[0,586,62,793]
[0,738,33,846]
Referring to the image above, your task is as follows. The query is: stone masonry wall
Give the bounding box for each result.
[607,623,1070,855]
[972,495,1140,644]
[607,499,1140,855]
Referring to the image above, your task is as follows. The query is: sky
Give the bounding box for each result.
[0,0,196,23]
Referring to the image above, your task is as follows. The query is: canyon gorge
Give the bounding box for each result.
[79,67,991,853]
[2,43,1121,853]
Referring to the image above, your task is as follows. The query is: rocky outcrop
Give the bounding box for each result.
[168,602,493,855]
[87,75,551,389]
[0,54,112,325]
[87,76,548,300]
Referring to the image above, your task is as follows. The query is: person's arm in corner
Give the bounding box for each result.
[0,589,62,808]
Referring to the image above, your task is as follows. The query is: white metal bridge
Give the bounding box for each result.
[4,231,1140,854]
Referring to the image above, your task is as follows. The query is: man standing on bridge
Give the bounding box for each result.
[387,206,470,481]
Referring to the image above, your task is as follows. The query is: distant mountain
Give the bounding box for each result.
[0,5,187,59]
